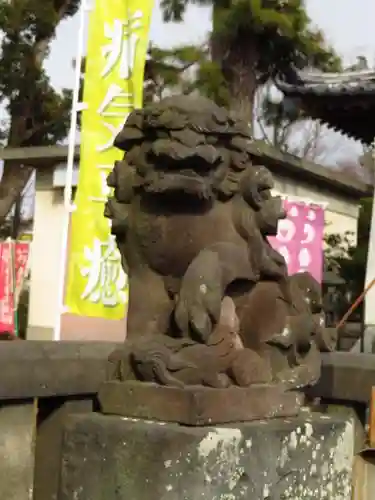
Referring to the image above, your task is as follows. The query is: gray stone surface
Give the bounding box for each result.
[0,341,120,400]
[34,398,94,500]
[309,351,375,403]
[99,381,303,425]
[0,402,36,500]
[59,411,354,500]
[363,325,375,353]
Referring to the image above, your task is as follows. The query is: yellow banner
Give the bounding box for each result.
[65,0,153,319]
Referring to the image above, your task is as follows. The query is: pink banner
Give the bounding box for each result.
[14,242,30,303]
[268,200,325,282]
[0,242,14,333]
[0,241,30,334]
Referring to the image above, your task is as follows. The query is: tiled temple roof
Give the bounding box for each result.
[275,68,375,144]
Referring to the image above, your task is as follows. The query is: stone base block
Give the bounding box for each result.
[0,402,36,500]
[98,381,303,425]
[59,412,354,500]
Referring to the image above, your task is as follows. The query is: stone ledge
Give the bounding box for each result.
[0,341,120,400]
[99,380,303,425]
[310,352,375,404]
[0,343,372,406]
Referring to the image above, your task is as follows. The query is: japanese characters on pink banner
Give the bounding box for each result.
[0,242,13,333]
[268,200,325,282]
[0,241,30,334]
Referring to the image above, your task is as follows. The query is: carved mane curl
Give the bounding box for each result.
[105,95,257,234]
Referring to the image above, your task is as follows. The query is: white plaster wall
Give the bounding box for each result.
[27,170,125,342]
[324,211,358,242]
[27,171,65,339]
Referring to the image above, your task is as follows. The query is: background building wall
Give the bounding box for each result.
[27,170,125,342]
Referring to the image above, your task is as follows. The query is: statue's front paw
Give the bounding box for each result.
[107,347,125,381]
[106,346,134,382]
[174,280,222,342]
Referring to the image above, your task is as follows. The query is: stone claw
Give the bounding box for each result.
[174,284,221,342]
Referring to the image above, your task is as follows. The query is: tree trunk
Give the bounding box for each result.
[222,46,258,127]
[212,8,259,128]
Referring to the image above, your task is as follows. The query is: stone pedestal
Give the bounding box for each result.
[0,402,36,500]
[99,381,304,425]
[59,412,354,500]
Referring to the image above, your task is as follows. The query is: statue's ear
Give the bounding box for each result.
[240,165,274,210]
[239,170,262,210]
[241,185,262,210]
[219,297,239,332]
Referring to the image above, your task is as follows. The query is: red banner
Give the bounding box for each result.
[0,241,30,335]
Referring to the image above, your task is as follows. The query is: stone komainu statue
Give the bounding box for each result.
[104,94,336,392]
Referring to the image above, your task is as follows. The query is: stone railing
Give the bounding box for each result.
[0,341,120,500]
[0,341,374,500]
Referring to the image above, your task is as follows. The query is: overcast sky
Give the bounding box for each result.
[45,0,375,90]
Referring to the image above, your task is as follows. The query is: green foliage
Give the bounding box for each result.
[160,0,341,83]
[0,0,80,146]
[213,0,339,74]
[191,59,230,106]
[161,0,341,126]
[144,44,209,102]
[143,43,230,107]
[324,198,372,318]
